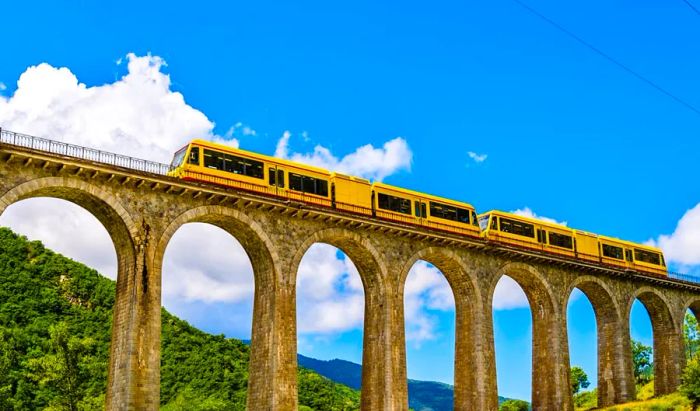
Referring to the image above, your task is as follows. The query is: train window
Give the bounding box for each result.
[602,244,624,260]
[634,249,661,266]
[472,211,478,226]
[499,217,535,238]
[429,201,471,224]
[377,193,412,215]
[289,173,329,197]
[478,214,491,231]
[491,217,498,230]
[223,153,264,179]
[277,170,285,188]
[421,203,427,219]
[549,232,573,249]
[170,147,187,168]
[203,149,225,170]
[188,147,200,165]
[269,168,276,186]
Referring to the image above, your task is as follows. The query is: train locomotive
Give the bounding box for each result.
[168,139,667,276]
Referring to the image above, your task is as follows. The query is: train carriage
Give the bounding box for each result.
[372,182,480,237]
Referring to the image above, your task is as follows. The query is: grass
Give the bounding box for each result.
[575,383,693,411]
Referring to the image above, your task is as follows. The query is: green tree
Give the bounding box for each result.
[570,366,590,395]
[681,357,700,410]
[631,339,653,386]
[685,311,700,361]
[26,322,98,411]
[499,399,529,411]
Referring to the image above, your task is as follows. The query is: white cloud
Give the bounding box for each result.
[492,276,529,310]
[467,151,487,163]
[274,131,412,181]
[404,261,454,345]
[0,53,237,163]
[649,203,700,267]
[0,198,117,279]
[225,122,257,139]
[296,244,365,334]
[0,82,6,91]
[162,223,255,304]
[511,207,567,226]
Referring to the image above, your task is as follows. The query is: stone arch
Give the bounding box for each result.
[683,296,700,325]
[154,205,280,287]
[0,177,138,255]
[565,276,632,406]
[290,227,389,410]
[154,205,286,409]
[0,177,147,409]
[398,247,483,410]
[627,287,683,396]
[488,262,571,410]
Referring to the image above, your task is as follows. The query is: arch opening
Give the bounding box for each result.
[403,260,455,408]
[629,289,680,398]
[683,304,700,362]
[566,288,598,408]
[492,275,533,405]
[295,243,365,408]
[0,195,128,407]
[159,222,255,406]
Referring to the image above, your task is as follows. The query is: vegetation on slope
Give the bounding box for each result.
[0,227,360,410]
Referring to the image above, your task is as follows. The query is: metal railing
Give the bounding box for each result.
[2,127,700,286]
[0,128,172,175]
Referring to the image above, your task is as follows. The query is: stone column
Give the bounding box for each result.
[457,300,497,410]
[532,301,573,410]
[246,252,298,410]
[653,327,684,395]
[106,221,161,410]
[600,315,635,405]
[362,281,407,411]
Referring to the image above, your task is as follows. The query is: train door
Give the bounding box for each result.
[268,165,286,197]
[625,248,634,270]
[536,228,547,251]
[414,199,427,226]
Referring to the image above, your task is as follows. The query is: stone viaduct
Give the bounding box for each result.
[1,129,699,411]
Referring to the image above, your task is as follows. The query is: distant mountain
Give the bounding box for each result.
[297,354,517,411]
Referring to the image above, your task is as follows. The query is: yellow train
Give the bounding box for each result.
[168,140,481,237]
[478,211,667,276]
[169,140,667,276]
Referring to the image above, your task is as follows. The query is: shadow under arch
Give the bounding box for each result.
[683,296,700,325]
[627,287,683,396]
[0,176,143,408]
[565,276,633,406]
[398,247,486,410]
[290,227,388,410]
[487,261,570,410]
[154,205,285,409]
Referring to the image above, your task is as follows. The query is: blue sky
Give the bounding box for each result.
[1,0,700,403]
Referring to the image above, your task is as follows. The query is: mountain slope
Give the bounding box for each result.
[0,227,359,410]
[297,355,517,411]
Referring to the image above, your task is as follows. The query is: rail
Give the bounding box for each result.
[1,127,700,286]
[0,128,172,175]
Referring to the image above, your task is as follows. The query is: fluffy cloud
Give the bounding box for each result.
[492,276,529,310]
[404,261,454,345]
[0,198,117,279]
[274,131,412,181]
[467,151,487,163]
[512,207,567,226]
[0,53,237,163]
[296,244,365,334]
[649,202,700,267]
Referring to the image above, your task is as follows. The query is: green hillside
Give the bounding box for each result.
[0,227,359,410]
